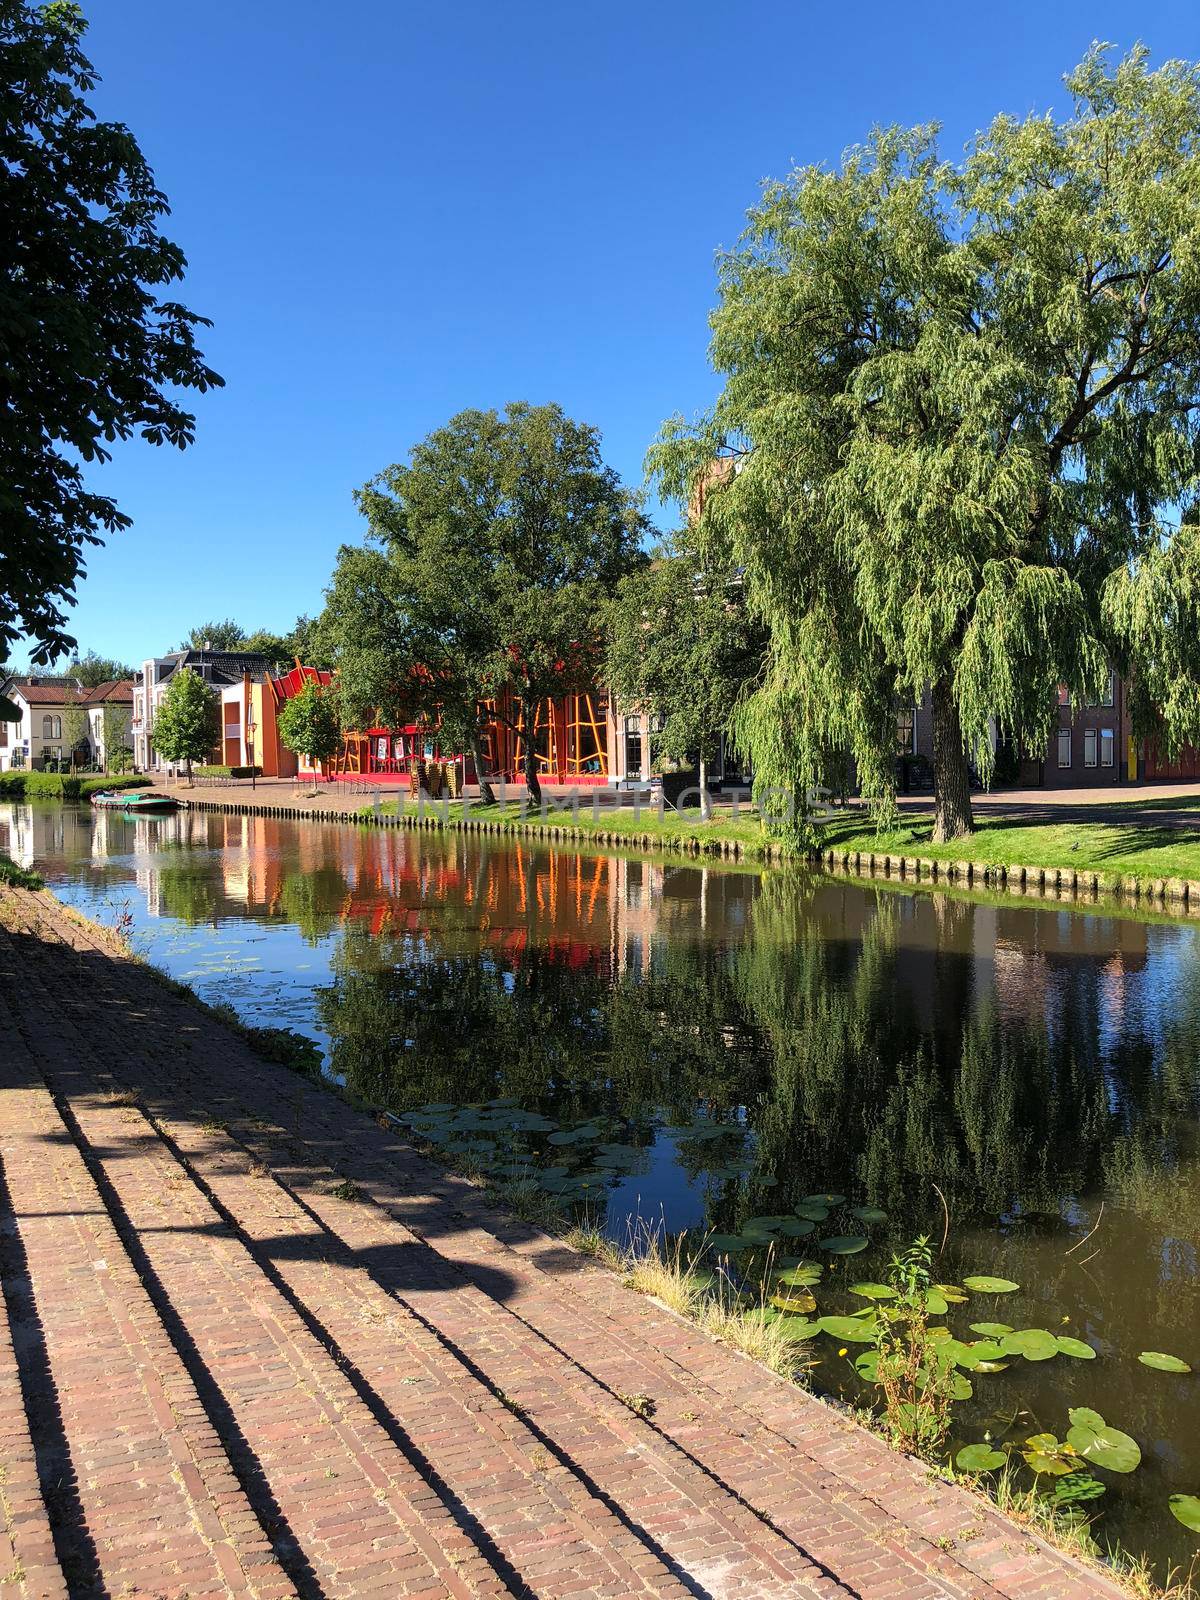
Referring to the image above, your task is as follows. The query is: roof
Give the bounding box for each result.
[160,650,271,687]
[82,680,133,705]
[8,678,134,707]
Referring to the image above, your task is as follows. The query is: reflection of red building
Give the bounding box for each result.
[331,687,614,785]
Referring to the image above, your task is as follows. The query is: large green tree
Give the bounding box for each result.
[606,529,765,812]
[330,402,650,805]
[277,678,340,794]
[67,648,134,687]
[652,47,1200,841]
[0,1,221,663]
[151,666,217,784]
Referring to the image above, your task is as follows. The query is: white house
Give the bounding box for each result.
[0,677,134,771]
[132,649,269,773]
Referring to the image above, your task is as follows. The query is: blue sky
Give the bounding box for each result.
[23,0,1200,670]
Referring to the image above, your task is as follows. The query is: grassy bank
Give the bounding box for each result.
[820,812,1200,886]
[0,771,150,802]
[370,795,774,855]
[0,855,43,888]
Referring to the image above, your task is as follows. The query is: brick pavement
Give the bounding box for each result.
[0,887,1128,1600]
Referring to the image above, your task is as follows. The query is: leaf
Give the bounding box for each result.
[705,1233,748,1254]
[1066,1411,1141,1474]
[1000,1328,1059,1362]
[746,1215,791,1231]
[773,1316,822,1340]
[817,1314,877,1342]
[1022,1434,1075,1476]
[1169,1494,1200,1533]
[1055,1336,1097,1360]
[962,1275,1020,1294]
[970,1322,1013,1337]
[775,1262,823,1287]
[1052,1473,1107,1507]
[934,1284,969,1304]
[854,1349,879,1380]
[777,1218,816,1237]
[770,1290,817,1314]
[956,1444,1006,1473]
[847,1282,897,1301]
[1139,1351,1192,1373]
[818,1235,868,1254]
[849,1205,887,1223]
[793,1202,830,1223]
[923,1290,949,1316]
[802,1193,845,1207]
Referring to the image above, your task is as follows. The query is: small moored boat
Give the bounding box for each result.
[89,789,179,814]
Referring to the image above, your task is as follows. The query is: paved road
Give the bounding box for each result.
[0,887,1119,1599]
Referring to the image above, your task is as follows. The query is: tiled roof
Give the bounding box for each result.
[10,683,82,705]
[161,650,270,686]
[81,680,134,705]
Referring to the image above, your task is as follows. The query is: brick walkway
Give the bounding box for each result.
[0,888,1125,1600]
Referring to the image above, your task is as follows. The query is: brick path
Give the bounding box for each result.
[0,887,1126,1600]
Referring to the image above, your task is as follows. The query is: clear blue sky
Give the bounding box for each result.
[23,0,1200,670]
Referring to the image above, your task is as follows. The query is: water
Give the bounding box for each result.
[6,798,1200,1577]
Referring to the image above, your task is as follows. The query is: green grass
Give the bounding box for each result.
[820,811,1200,884]
[369,796,774,854]
[0,771,150,802]
[0,855,43,889]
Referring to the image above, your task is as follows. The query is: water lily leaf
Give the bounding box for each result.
[778,1218,816,1237]
[1052,1473,1106,1507]
[1055,1336,1097,1360]
[941,1339,984,1370]
[1000,1328,1059,1362]
[1169,1494,1200,1533]
[956,1444,1005,1473]
[934,1284,969,1304]
[417,1102,456,1114]
[970,1322,1013,1337]
[847,1283,897,1301]
[746,1215,791,1231]
[547,1130,582,1145]
[802,1193,845,1207]
[854,1349,879,1380]
[1139,1351,1192,1373]
[774,1316,822,1340]
[849,1205,887,1223]
[817,1314,877,1342]
[775,1262,823,1287]
[974,1360,1010,1373]
[966,1340,1006,1362]
[704,1233,747,1254]
[793,1203,830,1223]
[770,1290,817,1314]
[923,1290,949,1316]
[1066,1410,1141,1474]
[754,1175,779,1188]
[819,1235,868,1254]
[962,1275,1020,1294]
[1022,1433,1074,1476]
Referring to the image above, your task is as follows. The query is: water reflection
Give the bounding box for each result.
[7,799,1200,1572]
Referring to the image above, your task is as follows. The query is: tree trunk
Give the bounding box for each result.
[469,731,496,807]
[931,679,974,841]
[184,755,193,788]
[698,752,712,820]
[524,735,542,808]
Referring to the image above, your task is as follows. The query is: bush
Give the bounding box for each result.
[194,764,232,778]
[230,765,261,779]
[0,854,43,888]
[0,772,150,801]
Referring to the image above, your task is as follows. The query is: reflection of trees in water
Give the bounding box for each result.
[317,868,1200,1234]
[155,857,222,926]
[278,867,350,944]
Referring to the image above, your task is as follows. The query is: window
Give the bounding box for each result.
[1084,729,1098,767]
[42,714,53,740]
[53,716,61,740]
[1057,730,1072,768]
[1100,728,1115,768]
[1056,684,1071,707]
[623,715,642,781]
[896,707,916,754]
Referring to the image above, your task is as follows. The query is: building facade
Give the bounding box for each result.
[0,677,133,771]
[132,650,270,773]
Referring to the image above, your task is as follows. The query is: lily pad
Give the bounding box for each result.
[847,1283,897,1301]
[956,1444,1005,1473]
[1052,1472,1106,1507]
[1139,1351,1192,1373]
[970,1322,1013,1337]
[802,1193,845,1207]
[704,1233,748,1254]
[1066,1408,1141,1474]
[962,1275,1020,1294]
[778,1218,816,1237]
[1055,1336,1097,1360]
[774,1316,823,1340]
[1000,1328,1059,1362]
[817,1314,877,1342]
[923,1290,949,1316]
[854,1349,879,1380]
[849,1205,887,1223]
[1169,1494,1200,1533]
[770,1290,817,1314]
[1022,1433,1075,1476]
[818,1235,868,1255]
[775,1262,824,1287]
[793,1202,830,1223]
[934,1284,969,1304]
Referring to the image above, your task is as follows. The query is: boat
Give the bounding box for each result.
[89,789,179,814]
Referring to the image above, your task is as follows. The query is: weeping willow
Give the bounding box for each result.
[650,47,1200,841]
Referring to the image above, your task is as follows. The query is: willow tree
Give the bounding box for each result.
[651,47,1200,841]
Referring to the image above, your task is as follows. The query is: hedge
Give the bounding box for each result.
[195,765,261,780]
[0,772,151,801]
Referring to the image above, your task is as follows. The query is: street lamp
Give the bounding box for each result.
[247,716,257,790]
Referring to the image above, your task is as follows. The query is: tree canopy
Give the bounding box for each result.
[67,648,134,687]
[277,678,340,792]
[150,666,217,783]
[0,1,221,663]
[328,402,650,804]
[606,527,765,804]
[651,46,1200,840]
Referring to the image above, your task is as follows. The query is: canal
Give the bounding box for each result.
[5,797,1200,1578]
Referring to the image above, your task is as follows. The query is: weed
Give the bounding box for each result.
[564,1221,622,1267]
[328,1178,362,1202]
[871,1236,959,1459]
[618,1391,655,1418]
